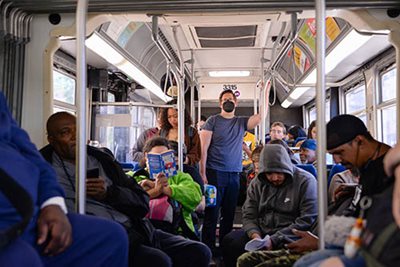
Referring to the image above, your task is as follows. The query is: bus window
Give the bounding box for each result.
[53,69,76,113]
[381,67,396,102]
[307,99,330,124]
[378,67,396,146]
[95,105,156,162]
[344,84,366,120]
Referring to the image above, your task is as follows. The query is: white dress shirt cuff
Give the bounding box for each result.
[41,197,68,214]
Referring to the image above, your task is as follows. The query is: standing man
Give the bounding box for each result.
[199,89,265,254]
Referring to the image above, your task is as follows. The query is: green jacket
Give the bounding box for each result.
[131,170,202,232]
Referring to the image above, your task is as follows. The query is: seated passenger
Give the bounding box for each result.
[221,144,318,267]
[293,114,392,267]
[131,109,161,162]
[133,137,203,239]
[299,139,317,167]
[41,112,211,267]
[246,145,264,186]
[287,125,307,147]
[269,121,287,141]
[328,168,359,203]
[307,120,317,139]
[242,131,256,168]
[269,139,301,164]
[0,93,128,267]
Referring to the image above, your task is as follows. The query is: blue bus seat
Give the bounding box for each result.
[296,164,317,178]
[120,161,140,171]
[294,137,307,146]
[328,164,346,187]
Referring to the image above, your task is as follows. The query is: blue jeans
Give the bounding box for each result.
[202,169,240,252]
[293,248,344,267]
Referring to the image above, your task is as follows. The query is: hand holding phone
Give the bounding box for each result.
[86,168,99,178]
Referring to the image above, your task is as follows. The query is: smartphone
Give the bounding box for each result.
[86,168,99,178]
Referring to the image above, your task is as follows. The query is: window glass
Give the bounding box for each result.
[308,100,330,124]
[381,105,396,147]
[107,92,115,102]
[345,85,366,114]
[53,70,76,105]
[381,68,396,102]
[95,106,156,163]
[53,106,75,115]
[358,113,367,125]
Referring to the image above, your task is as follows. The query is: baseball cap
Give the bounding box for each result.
[327,114,368,150]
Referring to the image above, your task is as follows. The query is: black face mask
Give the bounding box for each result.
[222,100,235,113]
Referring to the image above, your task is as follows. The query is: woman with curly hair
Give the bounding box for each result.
[159,99,201,166]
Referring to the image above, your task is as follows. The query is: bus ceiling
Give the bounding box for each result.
[3,1,399,107]
[5,1,400,13]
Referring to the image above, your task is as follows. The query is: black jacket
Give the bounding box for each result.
[40,144,155,247]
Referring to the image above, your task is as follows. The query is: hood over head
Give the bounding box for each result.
[258,144,294,178]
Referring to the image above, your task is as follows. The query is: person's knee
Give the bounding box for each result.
[132,245,172,267]
[236,252,251,267]
[189,241,211,266]
[0,239,43,267]
[147,252,172,267]
[109,221,129,251]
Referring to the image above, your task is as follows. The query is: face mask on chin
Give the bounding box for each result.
[222,100,235,113]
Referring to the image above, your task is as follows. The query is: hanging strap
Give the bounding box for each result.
[0,167,34,249]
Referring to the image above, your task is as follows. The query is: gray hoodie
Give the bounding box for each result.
[242,144,318,248]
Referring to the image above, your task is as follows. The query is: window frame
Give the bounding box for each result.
[376,64,396,145]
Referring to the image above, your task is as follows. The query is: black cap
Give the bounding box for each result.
[327,114,368,150]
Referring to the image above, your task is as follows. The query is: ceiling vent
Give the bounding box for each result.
[193,25,257,48]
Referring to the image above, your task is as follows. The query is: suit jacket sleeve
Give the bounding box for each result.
[9,115,65,206]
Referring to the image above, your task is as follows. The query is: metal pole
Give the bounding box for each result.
[172,25,184,171]
[254,82,258,142]
[198,86,202,130]
[315,0,327,249]
[260,56,266,145]
[190,50,195,123]
[388,31,400,141]
[76,0,88,214]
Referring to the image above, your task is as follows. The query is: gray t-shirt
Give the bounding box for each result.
[202,114,248,172]
[51,154,130,227]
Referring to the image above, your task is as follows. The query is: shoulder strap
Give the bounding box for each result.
[360,222,398,267]
[0,168,34,249]
[369,222,398,259]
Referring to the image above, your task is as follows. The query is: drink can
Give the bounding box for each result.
[204,184,217,207]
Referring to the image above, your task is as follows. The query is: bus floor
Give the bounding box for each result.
[208,206,243,267]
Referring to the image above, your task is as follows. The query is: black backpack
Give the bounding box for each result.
[360,183,400,267]
[0,168,34,250]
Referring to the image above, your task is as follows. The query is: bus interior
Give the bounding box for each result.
[1,1,400,265]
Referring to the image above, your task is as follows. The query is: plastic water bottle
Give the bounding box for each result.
[204,184,217,207]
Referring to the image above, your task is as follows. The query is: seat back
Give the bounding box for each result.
[328,164,346,186]
[294,136,307,146]
[296,164,317,178]
[120,161,140,172]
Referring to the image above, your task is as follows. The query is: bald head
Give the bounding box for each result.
[47,112,75,137]
[46,112,76,161]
